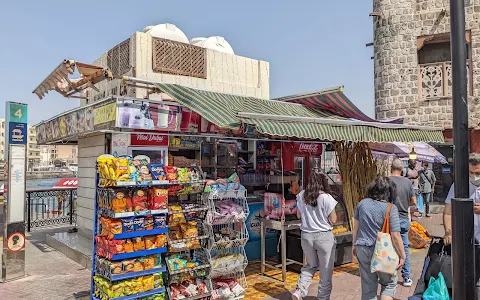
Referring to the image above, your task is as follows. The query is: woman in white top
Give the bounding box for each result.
[292,172,338,300]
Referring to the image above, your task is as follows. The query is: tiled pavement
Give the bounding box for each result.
[255,209,446,300]
[0,227,91,300]
[0,207,445,300]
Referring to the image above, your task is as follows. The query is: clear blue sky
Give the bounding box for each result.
[0,0,375,125]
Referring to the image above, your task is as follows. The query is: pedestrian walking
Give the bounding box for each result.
[419,162,436,217]
[443,153,480,297]
[291,171,337,300]
[389,158,416,287]
[352,176,406,300]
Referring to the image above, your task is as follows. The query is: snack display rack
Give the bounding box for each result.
[204,186,249,299]
[92,183,169,300]
[166,249,213,300]
[166,176,213,299]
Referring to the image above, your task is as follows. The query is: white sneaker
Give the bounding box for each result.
[291,290,302,300]
[403,277,413,287]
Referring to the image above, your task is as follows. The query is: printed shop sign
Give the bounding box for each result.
[130,134,169,146]
[94,102,117,129]
[35,100,117,144]
[117,101,180,131]
[293,143,322,154]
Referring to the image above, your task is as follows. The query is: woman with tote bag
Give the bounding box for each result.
[352,176,407,300]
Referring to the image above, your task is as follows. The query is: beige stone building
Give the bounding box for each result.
[373,0,480,151]
[40,145,78,167]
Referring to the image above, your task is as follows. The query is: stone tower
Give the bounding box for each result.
[373,0,480,148]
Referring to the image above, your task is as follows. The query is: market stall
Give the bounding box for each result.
[34,76,445,293]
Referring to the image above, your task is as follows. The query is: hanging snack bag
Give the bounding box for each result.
[153,272,164,289]
[144,216,155,231]
[142,256,155,270]
[123,259,135,273]
[155,234,167,248]
[169,226,183,240]
[150,188,168,210]
[108,219,123,239]
[134,217,145,231]
[177,168,190,182]
[180,222,199,239]
[122,218,134,233]
[132,189,148,211]
[111,191,128,213]
[116,157,131,181]
[145,236,158,250]
[164,166,178,181]
[124,239,134,253]
[133,259,144,272]
[143,275,155,291]
[154,216,167,229]
[133,237,145,251]
[148,164,167,181]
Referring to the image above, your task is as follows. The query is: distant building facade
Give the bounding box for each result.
[373,0,480,152]
[40,145,78,167]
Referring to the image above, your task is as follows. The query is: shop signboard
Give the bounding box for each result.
[94,102,117,130]
[130,134,169,147]
[293,142,322,155]
[117,101,180,131]
[112,133,130,157]
[35,103,98,144]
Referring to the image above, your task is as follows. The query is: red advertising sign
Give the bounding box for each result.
[130,134,169,146]
[294,143,322,154]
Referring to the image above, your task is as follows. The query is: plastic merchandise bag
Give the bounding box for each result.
[416,193,424,214]
[422,272,450,300]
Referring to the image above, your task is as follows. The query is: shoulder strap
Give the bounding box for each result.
[382,204,392,234]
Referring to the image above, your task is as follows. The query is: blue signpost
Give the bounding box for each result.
[1,102,28,282]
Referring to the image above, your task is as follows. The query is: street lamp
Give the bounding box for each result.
[409,147,417,160]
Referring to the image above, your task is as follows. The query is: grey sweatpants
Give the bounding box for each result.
[296,231,336,299]
[356,245,397,300]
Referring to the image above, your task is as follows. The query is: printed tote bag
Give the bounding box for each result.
[371,204,400,275]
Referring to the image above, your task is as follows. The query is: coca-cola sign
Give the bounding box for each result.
[294,143,322,154]
[131,134,169,146]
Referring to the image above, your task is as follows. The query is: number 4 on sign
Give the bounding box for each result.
[14,109,22,119]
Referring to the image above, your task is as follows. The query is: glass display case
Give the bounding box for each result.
[331,193,350,235]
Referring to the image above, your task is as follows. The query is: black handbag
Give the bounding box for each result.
[412,237,452,297]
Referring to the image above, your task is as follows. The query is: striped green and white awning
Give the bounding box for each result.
[243,119,445,143]
[155,83,444,143]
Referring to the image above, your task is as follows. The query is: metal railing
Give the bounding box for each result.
[26,188,77,231]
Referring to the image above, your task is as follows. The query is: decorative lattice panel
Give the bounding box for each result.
[152,38,207,79]
[107,39,131,75]
[421,61,470,99]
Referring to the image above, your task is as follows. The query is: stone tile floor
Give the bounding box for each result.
[0,207,446,300]
[0,226,91,300]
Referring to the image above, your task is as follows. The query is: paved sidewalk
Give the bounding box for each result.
[265,210,445,300]
[0,227,91,300]
[0,207,446,300]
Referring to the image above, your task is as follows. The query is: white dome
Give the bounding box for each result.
[189,36,234,54]
[143,23,189,44]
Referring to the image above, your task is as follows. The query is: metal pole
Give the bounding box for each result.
[450,0,475,298]
[69,190,73,225]
[27,192,31,232]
